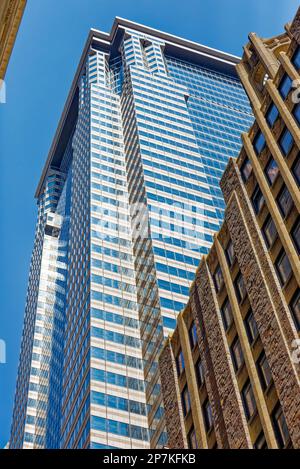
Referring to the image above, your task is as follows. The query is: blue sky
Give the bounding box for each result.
[0,0,298,448]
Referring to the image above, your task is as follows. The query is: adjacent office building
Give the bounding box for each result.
[159,8,300,449]
[9,19,252,448]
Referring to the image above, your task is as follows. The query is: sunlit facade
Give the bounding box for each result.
[10,18,252,449]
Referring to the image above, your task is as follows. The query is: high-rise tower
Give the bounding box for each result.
[10,18,252,449]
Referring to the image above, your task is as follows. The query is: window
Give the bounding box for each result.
[253,131,266,155]
[266,103,279,127]
[230,336,244,372]
[272,404,290,448]
[252,186,265,214]
[241,380,257,420]
[203,400,213,432]
[254,432,268,449]
[196,359,205,387]
[257,352,273,391]
[176,350,185,376]
[213,265,224,293]
[189,322,198,349]
[279,74,292,100]
[279,128,294,156]
[291,218,300,254]
[244,310,259,344]
[292,46,300,70]
[221,298,233,331]
[292,103,300,125]
[225,239,235,267]
[235,273,247,303]
[289,289,300,331]
[275,250,292,286]
[265,157,279,185]
[241,157,252,182]
[292,157,300,185]
[262,215,278,248]
[277,186,293,218]
[188,427,198,449]
[181,386,191,416]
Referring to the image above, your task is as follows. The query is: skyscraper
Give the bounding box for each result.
[10,18,252,449]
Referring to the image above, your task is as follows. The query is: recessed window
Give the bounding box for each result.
[279,128,294,156]
[277,186,294,218]
[254,432,268,449]
[266,103,279,127]
[235,273,247,303]
[272,403,290,448]
[292,157,300,185]
[225,239,235,268]
[262,215,278,248]
[203,400,213,432]
[289,289,300,331]
[253,131,266,155]
[241,380,257,420]
[265,157,279,185]
[221,298,233,331]
[176,350,185,376]
[231,336,244,372]
[213,265,224,293]
[188,426,198,449]
[181,386,191,416]
[189,322,198,349]
[244,310,259,344]
[292,103,300,125]
[257,351,273,391]
[291,218,300,254]
[252,186,265,214]
[275,250,292,286]
[292,46,300,70]
[279,74,292,100]
[196,359,205,387]
[241,157,253,182]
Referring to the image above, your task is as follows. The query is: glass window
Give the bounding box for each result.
[196,359,205,387]
[213,265,224,293]
[221,298,233,331]
[279,74,292,100]
[241,157,252,182]
[252,186,265,214]
[277,186,294,218]
[262,215,278,248]
[290,289,300,331]
[235,273,247,303]
[225,239,235,267]
[231,336,244,372]
[292,103,300,125]
[203,400,213,432]
[241,380,257,420]
[188,427,198,449]
[244,310,259,344]
[265,157,279,185]
[189,322,198,349]
[292,46,300,70]
[181,386,191,416]
[253,131,266,155]
[272,404,290,448]
[254,432,268,449]
[292,157,300,185]
[257,352,272,390]
[292,218,300,254]
[266,103,279,127]
[279,128,294,156]
[275,250,292,286]
[176,350,185,376]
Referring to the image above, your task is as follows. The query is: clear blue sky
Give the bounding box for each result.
[0,0,298,448]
